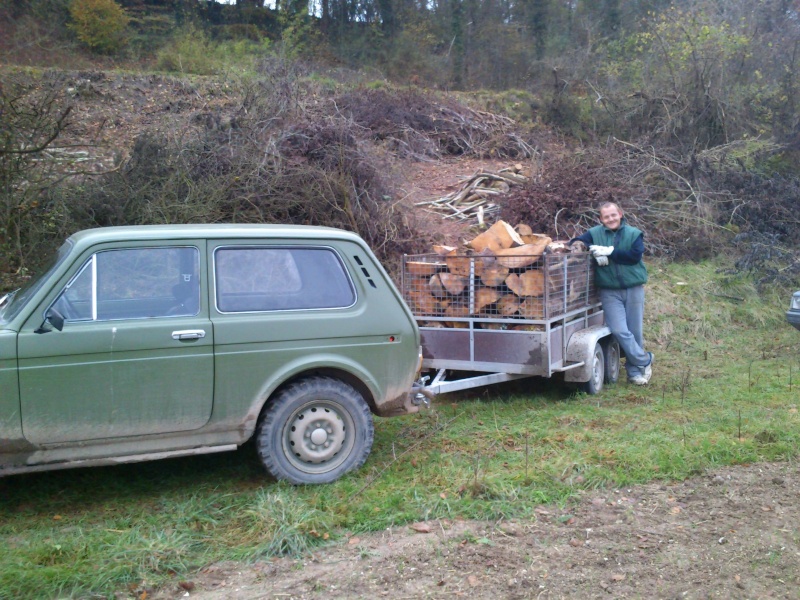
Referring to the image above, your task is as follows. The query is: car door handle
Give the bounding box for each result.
[172,329,206,340]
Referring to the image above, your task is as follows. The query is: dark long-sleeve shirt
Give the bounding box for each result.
[571,230,644,266]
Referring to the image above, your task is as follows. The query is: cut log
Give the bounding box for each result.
[471,247,496,278]
[433,245,457,256]
[519,233,552,246]
[429,273,448,299]
[444,303,470,318]
[506,270,545,297]
[445,249,473,277]
[480,261,509,287]
[468,220,524,253]
[473,288,501,314]
[518,298,543,319]
[408,290,440,316]
[546,241,570,254]
[439,272,468,295]
[511,323,544,332]
[406,261,443,277]
[497,294,520,315]
[495,241,549,268]
[514,223,533,236]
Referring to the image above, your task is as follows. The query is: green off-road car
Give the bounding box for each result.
[0,225,422,484]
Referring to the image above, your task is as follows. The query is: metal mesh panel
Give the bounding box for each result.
[402,251,597,325]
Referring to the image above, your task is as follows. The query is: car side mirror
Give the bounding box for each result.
[35,308,65,333]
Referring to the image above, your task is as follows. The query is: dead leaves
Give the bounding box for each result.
[410,522,432,533]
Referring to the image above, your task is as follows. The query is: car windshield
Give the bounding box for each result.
[0,240,74,324]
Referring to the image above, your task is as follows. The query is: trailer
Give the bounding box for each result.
[403,249,621,399]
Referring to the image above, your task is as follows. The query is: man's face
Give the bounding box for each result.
[599,205,622,230]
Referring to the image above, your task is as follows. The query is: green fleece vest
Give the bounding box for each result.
[588,221,648,290]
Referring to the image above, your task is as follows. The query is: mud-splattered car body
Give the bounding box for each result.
[0,224,421,483]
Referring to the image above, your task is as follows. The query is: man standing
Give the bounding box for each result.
[571,202,653,385]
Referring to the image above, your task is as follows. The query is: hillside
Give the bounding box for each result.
[4,64,800,293]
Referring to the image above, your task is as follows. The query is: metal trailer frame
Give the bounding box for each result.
[402,251,617,398]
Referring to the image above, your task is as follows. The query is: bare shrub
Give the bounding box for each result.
[501,143,748,258]
[64,111,421,264]
[335,88,535,160]
[0,71,77,273]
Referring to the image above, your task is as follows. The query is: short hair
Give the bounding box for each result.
[598,201,622,213]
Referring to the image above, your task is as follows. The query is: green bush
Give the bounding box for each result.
[68,0,130,54]
[156,26,270,76]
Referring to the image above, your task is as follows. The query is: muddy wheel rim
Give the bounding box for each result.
[283,401,354,474]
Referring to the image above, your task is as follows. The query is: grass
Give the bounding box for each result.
[1,258,799,599]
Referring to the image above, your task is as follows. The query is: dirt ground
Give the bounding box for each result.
[145,462,800,600]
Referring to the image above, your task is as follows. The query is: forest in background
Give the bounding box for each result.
[1,0,800,288]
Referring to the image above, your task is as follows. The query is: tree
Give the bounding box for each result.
[0,75,73,271]
[68,0,130,54]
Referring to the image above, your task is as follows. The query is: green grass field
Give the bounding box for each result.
[2,258,799,599]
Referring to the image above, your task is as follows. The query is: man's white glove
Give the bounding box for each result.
[595,255,609,266]
[589,245,614,257]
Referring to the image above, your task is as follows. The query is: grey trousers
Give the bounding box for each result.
[599,285,651,379]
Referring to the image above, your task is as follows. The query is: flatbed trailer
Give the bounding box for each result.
[403,250,621,398]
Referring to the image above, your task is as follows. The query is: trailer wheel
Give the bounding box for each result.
[602,338,620,384]
[581,343,605,395]
[256,377,374,484]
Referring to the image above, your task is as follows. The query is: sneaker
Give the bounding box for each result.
[642,352,654,383]
[628,375,648,386]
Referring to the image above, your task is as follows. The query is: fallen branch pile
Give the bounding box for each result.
[416,164,529,224]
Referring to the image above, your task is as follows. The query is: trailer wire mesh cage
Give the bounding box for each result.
[402,250,599,328]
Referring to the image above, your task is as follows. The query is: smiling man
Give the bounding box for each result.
[571,202,653,385]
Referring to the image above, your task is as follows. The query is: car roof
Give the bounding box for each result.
[68,224,365,246]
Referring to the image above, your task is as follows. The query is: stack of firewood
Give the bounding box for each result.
[404,220,591,327]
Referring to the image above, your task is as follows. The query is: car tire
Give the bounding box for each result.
[581,343,605,395]
[256,377,374,484]
[602,338,620,384]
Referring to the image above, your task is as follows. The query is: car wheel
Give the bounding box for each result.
[581,343,605,395]
[256,377,374,484]
[602,338,620,384]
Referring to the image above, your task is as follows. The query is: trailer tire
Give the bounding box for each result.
[581,343,605,395]
[602,338,620,384]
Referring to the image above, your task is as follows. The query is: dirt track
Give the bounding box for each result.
[150,461,799,600]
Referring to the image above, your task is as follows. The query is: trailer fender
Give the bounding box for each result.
[564,325,613,383]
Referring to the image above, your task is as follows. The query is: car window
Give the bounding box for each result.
[215,247,355,312]
[52,247,200,321]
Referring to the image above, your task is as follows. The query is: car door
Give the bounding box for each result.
[16,243,214,445]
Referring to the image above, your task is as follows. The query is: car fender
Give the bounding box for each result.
[564,325,613,383]
[240,353,382,437]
